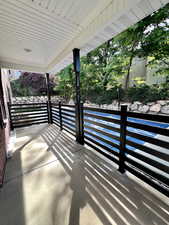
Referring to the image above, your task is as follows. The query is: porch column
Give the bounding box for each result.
[46,73,52,124]
[46,73,51,101]
[73,48,84,144]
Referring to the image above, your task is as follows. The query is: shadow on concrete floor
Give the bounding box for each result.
[0,124,169,225]
[41,125,169,225]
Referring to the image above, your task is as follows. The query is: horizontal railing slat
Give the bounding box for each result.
[62,123,76,133]
[52,112,59,117]
[11,106,47,110]
[84,130,120,150]
[53,118,60,123]
[84,140,119,165]
[84,118,120,133]
[11,108,47,113]
[127,111,169,123]
[62,111,75,118]
[52,107,59,111]
[52,107,59,110]
[62,120,75,128]
[61,108,75,113]
[84,124,120,142]
[62,127,75,137]
[13,120,47,128]
[62,115,75,123]
[126,157,169,186]
[10,103,47,107]
[11,111,47,118]
[126,130,169,150]
[125,164,169,197]
[52,113,59,118]
[126,140,169,161]
[13,114,48,121]
[84,135,119,157]
[84,112,120,124]
[13,118,48,125]
[52,115,60,121]
[127,121,169,136]
[53,121,60,127]
[126,148,169,173]
[62,104,75,108]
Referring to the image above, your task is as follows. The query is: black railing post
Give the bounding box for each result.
[7,102,13,131]
[75,102,80,143]
[79,102,84,145]
[47,101,50,124]
[49,101,53,124]
[59,101,62,130]
[46,73,52,124]
[73,48,84,145]
[75,102,84,145]
[119,105,127,173]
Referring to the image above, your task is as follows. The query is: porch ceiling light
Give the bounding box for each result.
[24,48,32,53]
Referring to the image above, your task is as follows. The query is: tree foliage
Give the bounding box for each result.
[11,72,56,97]
[11,4,169,103]
[54,3,169,104]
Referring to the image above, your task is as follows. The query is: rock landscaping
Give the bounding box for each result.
[12,97,169,115]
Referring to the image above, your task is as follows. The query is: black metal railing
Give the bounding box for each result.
[8,102,48,129]
[51,103,76,136]
[52,103,169,197]
[125,111,169,196]
[84,106,121,165]
[8,101,169,196]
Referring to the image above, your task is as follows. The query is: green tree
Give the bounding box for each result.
[54,3,169,104]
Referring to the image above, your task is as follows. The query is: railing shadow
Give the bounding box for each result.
[41,125,169,225]
[14,124,49,152]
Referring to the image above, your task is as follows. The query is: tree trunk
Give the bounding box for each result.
[124,39,137,90]
[124,55,133,90]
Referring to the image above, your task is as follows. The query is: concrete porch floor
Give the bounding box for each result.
[0,124,169,225]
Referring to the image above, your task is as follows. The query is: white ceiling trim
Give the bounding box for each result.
[0,60,45,73]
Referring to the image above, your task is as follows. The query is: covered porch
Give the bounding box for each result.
[1,124,169,225]
[0,1,169,224]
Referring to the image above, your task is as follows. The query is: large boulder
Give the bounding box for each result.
[130,103,138,111]
[147,102,155,106]
[149,104,161,113]
[107,104,113,109]
[113,105,119,110]
[134,101,142,105]
[68,99,74,105]
[161,105,169,114]
[157,100,167,106]
[138,105,149,113]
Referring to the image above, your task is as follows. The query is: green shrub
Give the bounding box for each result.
[126,83,169,103]
[86,87,120,105]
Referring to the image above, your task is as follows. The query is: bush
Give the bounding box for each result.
[86,87,120,105]
[126,83,169,103]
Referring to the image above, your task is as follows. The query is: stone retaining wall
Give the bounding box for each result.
[12,97,169,115]
[12,96,64,104]
[85,100,169,115]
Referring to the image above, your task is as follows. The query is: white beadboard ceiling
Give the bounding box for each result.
[0,0,168,73]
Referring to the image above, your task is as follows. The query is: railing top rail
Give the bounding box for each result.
[10,102,47,106]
